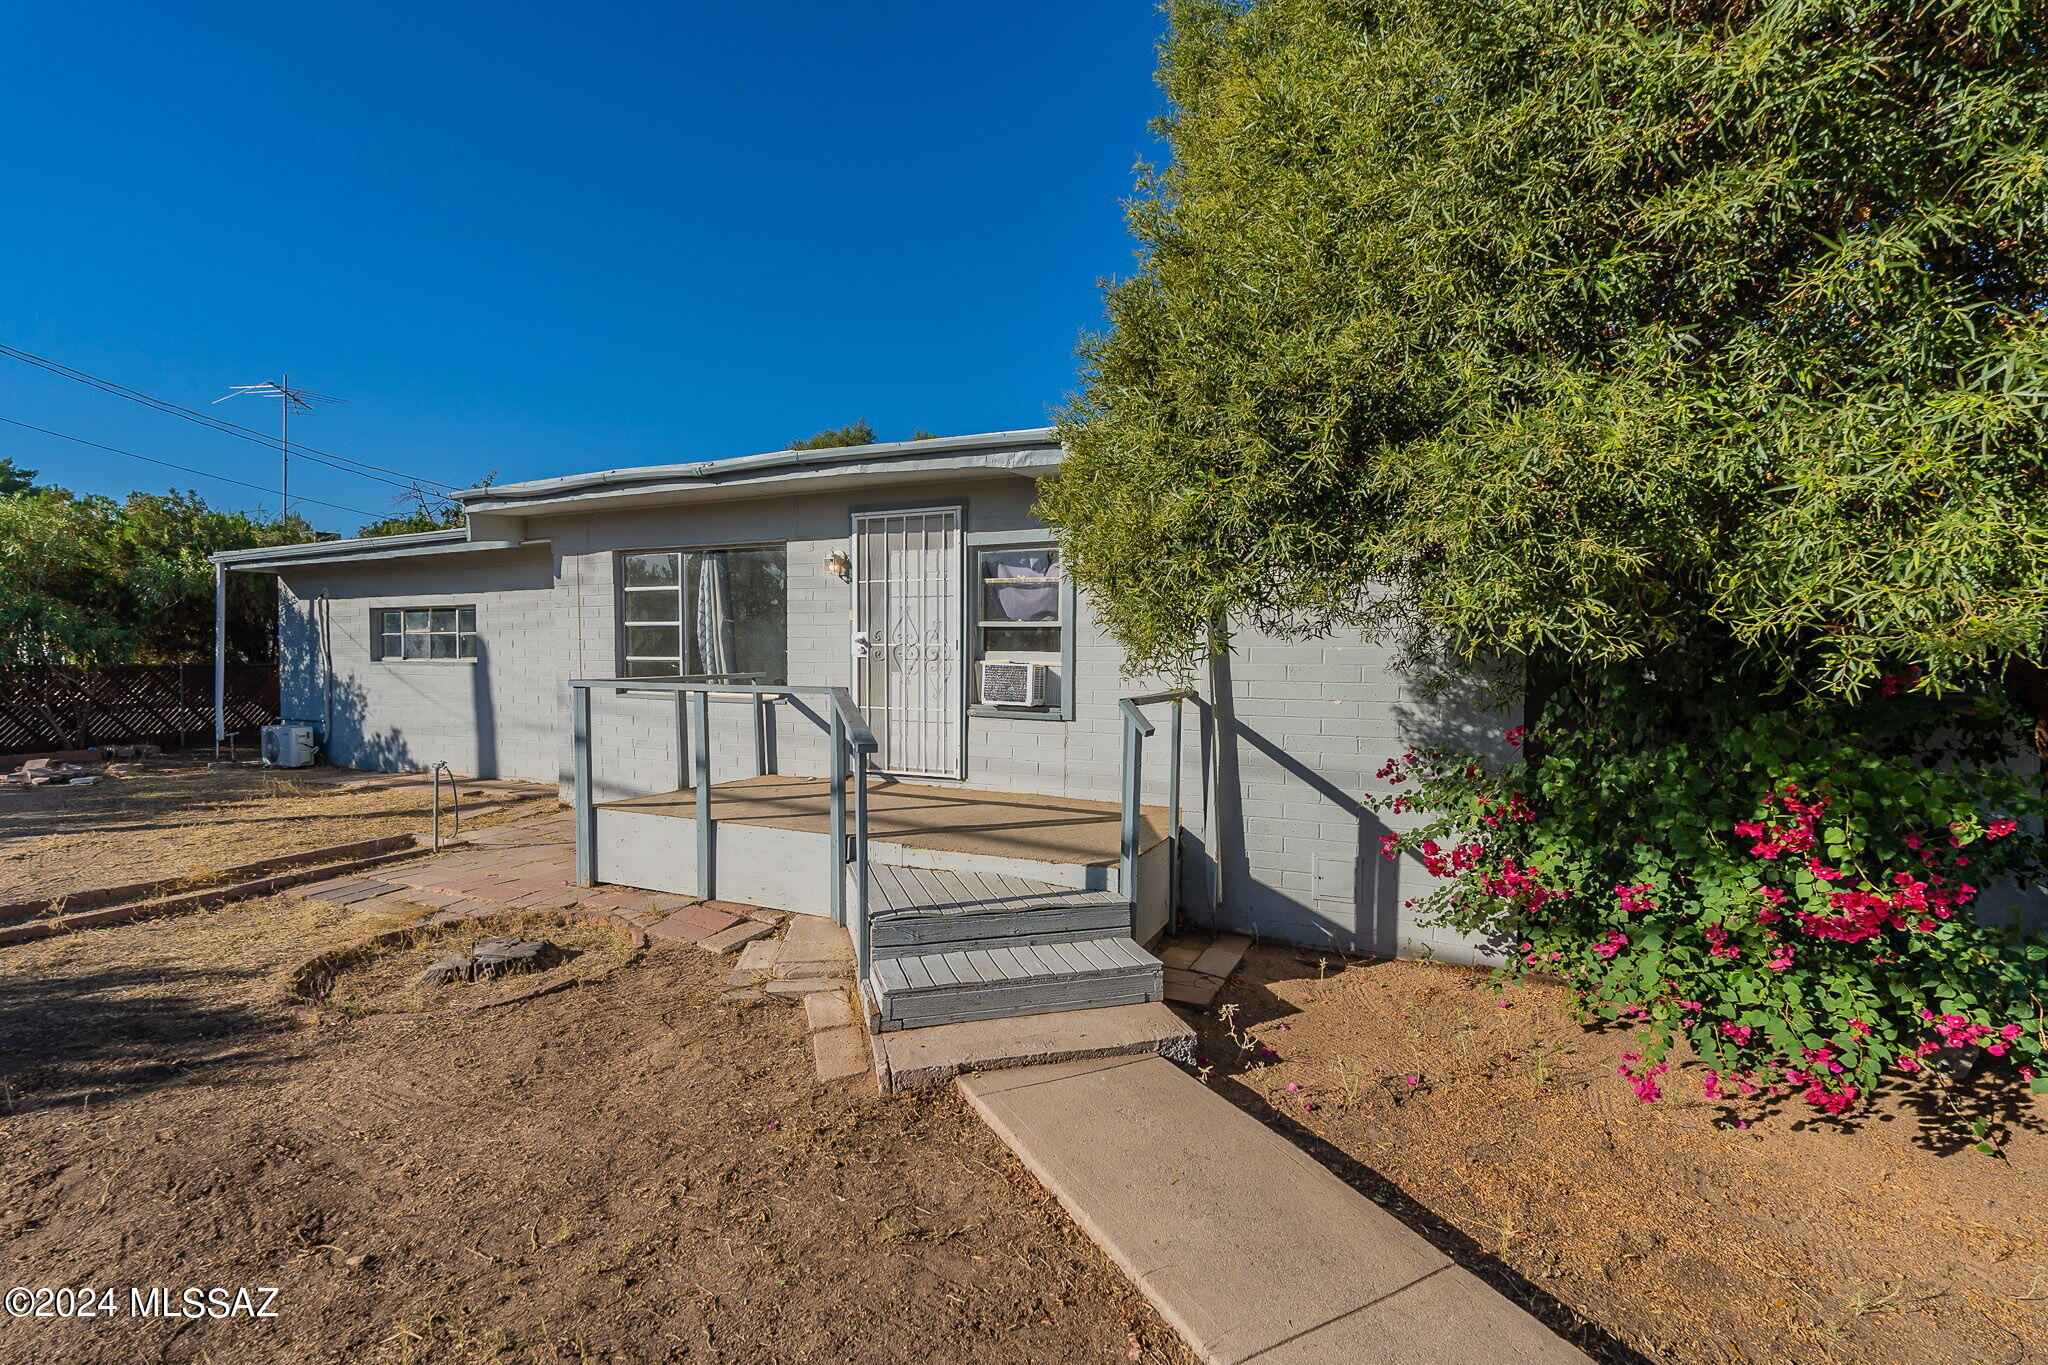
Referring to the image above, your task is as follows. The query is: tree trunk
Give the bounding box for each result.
[2002,655,2048,773]
[1522,657,1562,768]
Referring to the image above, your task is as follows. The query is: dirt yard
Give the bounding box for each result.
[1195,945,2048,1365]
[0,885,1185,1364]
[0,757,554,904]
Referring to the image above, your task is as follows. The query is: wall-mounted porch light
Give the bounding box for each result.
[824,549,851,582]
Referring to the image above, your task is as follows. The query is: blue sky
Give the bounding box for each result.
[1,3,1167,533]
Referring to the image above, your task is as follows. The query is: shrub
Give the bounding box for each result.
[1373,659,2048,1121]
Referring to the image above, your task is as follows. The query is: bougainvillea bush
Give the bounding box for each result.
[1373,662,2048,1122]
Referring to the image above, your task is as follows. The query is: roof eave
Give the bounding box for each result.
[455,427,1061,508]
[209,529,541,573]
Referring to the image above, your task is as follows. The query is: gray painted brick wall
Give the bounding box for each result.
[274,473,1507,962]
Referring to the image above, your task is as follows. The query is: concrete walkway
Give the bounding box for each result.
[960,1056,1593,1365]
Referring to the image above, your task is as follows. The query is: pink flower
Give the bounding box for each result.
[1592,930,1629,960]
[1614,882,1657,914]
[1987,819,2019,840]
[1404,1075,1420,1086]
[1703,923,1741,961]
[1504,725,1526,748]
[1286,1082,1301,1092]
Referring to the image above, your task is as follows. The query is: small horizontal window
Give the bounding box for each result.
[375,605,477,661]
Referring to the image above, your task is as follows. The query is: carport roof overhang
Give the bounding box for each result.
[208,529,538,575]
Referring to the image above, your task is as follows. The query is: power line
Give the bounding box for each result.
[0,415,382,517]
[0,343,459,493]
[0,342,444,489]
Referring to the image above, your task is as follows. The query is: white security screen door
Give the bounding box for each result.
[852,508,964,779]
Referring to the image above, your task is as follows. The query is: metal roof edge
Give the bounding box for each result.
[210,529,544,572]
[457,427,1060,506]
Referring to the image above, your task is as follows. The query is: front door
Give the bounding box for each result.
[852,507,964,778]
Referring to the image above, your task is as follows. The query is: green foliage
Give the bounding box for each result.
[0,487,308,666]
[1045,0,2048,690]
[1375,655,2048,1114]
[0,457,36,497]
[357,508,458,537]
[789,420,878,451]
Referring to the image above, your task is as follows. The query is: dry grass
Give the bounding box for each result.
[0,888,1189,1364]
[1195,945,2048,1365]
[0,757,554,904]
[293,911,639,1017]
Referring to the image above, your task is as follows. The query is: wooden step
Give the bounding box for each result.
[866,864,1131,959]
[868,937,1164,1032]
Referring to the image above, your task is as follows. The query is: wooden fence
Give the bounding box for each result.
[0,665,279,755]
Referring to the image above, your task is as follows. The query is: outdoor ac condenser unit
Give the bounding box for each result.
[978,659,1049,708]
[261,724,319,768]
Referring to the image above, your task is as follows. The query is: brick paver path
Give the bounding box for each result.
[301,810,776,947]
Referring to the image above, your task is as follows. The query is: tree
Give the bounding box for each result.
[357,475,494,539]
[789,420,877,450]
[0,457,36,497]
[0,487,306,668]
[1043,0,2048,704]
[1043,0,2048,1121]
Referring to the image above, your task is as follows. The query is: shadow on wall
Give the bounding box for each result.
[473,638,500,779]
[322,671,417,773]
[313,641,503,779]
[1199,646,1516,961]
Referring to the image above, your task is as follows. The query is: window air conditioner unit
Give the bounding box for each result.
[261,724,319,769]
[978,659,1049,708]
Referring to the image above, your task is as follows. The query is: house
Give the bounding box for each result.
[210,429,1504,1028]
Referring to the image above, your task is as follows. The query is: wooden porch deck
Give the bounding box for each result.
[597,774,1169,867]
[593,775,1173,1029]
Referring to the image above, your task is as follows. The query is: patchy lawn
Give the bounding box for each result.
[0,758,554,904]
[1196,944,2048,1365]
[0,891,1186,1363]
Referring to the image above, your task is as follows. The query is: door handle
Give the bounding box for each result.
[852,631,872,658]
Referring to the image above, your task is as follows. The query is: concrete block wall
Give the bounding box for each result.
[277,544,567,781]
[274,472,1507,961]
[1191,625,1515,964]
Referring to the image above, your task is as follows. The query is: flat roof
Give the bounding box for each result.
[210,427,1064,571]
[458,423,1064,515]
[458,428,1058,505]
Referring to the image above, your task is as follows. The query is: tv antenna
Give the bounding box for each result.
[213,374,344,522]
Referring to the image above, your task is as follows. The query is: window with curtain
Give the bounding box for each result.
[975,547,1063,659]
[619,546,787,683]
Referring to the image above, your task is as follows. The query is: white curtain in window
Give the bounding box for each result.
[992,551,1058,621]
[694,550,735,675]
